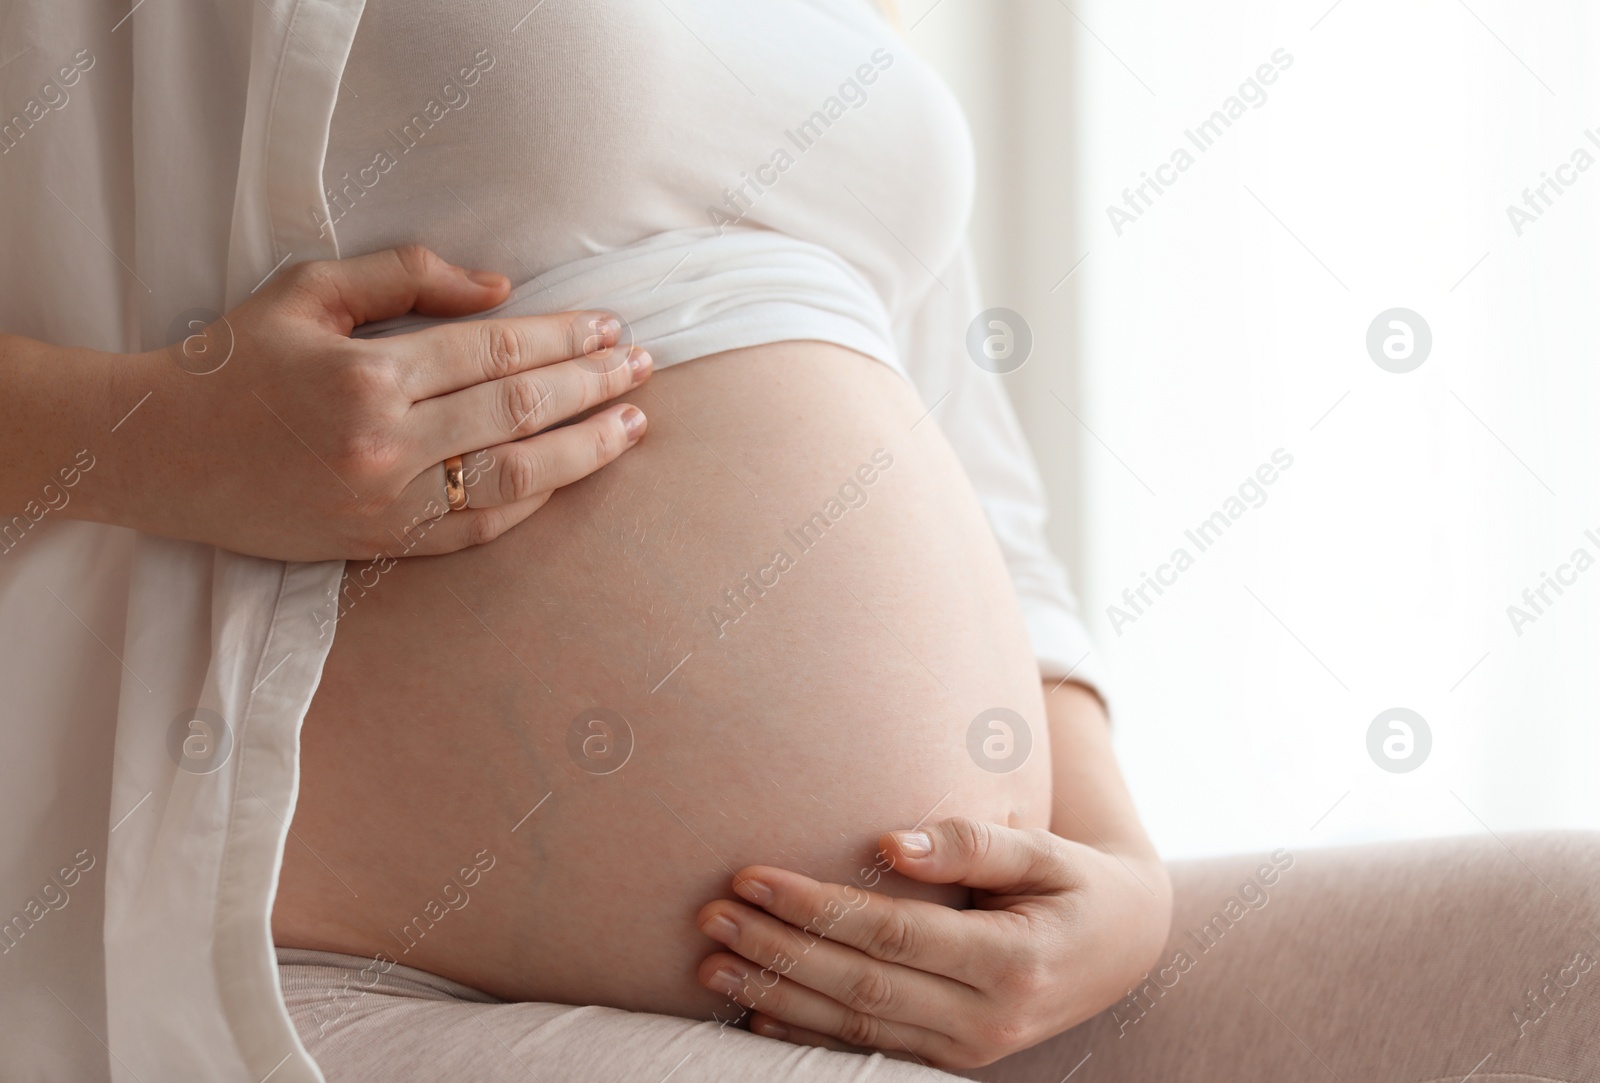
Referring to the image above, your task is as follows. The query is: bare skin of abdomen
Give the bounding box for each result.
[273,342,1052,1020]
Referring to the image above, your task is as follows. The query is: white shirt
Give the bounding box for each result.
[0,3,1099,1080]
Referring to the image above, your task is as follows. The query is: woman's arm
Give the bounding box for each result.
[0,334,132,523]
[0,246,651,561]
[1034,679,1172,1013]
[1043,679,1168,915]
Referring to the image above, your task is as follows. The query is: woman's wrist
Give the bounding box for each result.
[1042,680,1160,856]
[0,334,157,529]
[71,344,183,531]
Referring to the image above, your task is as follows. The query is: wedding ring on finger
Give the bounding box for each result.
[443,454,469,511]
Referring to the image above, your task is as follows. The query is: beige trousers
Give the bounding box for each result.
[280,833,1600,1082]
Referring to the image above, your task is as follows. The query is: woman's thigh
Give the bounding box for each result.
[280,948,964,1083]
[975,831,1600,1083]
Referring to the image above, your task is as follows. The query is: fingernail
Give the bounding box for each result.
[709,966,745,997]
[701,914,739,946]
[466,269,505,287]
[733,877,773,906]
[754,1021,789,1040]
[628,347,652,381]
[894,831,932,856]
[621,406,646,440]
[592,316,622,340]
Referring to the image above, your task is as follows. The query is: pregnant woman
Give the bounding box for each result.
[256,0,1181,1074]
[274,0,1166,1050]
[266,3,1600,1083]
[4,1,1597,1081]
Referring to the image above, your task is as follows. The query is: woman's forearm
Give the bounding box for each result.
[1043,680,1168,882]
[0,333,140,525]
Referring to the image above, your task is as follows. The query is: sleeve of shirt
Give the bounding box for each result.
[889,242,1110,709]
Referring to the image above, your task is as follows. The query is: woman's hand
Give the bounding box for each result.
[93,245,650,561]
[694,817,1172,1070]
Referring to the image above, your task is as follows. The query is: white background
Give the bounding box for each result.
[912,0,1600,860]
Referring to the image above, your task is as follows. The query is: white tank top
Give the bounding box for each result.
[322,0,975,368]
[320,0,1104,696]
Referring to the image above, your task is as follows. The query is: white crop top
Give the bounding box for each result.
[324,0,1106,692]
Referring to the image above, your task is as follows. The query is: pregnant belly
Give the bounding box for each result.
[272,341,1052,1019]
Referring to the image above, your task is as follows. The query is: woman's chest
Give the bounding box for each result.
[326,0,973,281]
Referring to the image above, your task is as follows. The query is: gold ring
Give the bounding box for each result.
[443,454,468,511]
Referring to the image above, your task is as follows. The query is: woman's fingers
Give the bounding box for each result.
[697,953,956,1065]
[390,309,624,401]
[407,344,651,463]
[457,402,647,509]
[286,244,513,333]
[695,898,968,1028]
[385,400,646,523]
[727,866,1011,987]
[879,817,1080,896]
[690,825,1101,1072]
[373,487,554,558]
